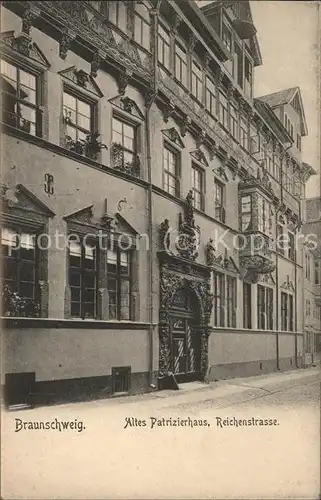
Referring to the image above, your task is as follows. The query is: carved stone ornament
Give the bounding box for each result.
[91,52,102,78]
[163,100,175,123]
[144,88,157,108]
[159,218,171,252]
[205,238,216,267]
[179,115,192,137]
[162,128,185,148]
[176,191,200,261]
[59,31,76,60]
[158,271,213,375]
[117,69,133,95]
[21,8,38,36]
[190,148,209,168]
[240,255,276,274]
[75,69,89,87]
[15,33,32,57]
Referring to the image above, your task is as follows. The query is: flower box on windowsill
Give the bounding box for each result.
[111,143,141,177]
[65,132,107,161]
[1,285,40,318]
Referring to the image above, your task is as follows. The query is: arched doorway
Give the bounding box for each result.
[168,284,201,383]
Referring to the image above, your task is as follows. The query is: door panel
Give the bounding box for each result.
[171,317,201,381]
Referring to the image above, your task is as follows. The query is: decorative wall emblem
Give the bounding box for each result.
[44,174,54,197]
[176,191,200,261]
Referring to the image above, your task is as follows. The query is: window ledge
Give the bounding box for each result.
[2,317,157,330]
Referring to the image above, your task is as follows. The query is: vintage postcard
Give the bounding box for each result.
[1,0,320,498]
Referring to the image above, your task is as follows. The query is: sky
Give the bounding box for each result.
[197,0,320,198]
[250,0,320,198]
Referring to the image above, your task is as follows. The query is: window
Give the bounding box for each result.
[244,55,252,98]
[273,152,281,182]
[192,165,205,211]
[1,59,42,136]
[69,238,98,319]
[111,116,137,172]
[277,224,285,255]
[234,43,243,88]
[205,77,216,116]
[296,133,301,151]
[107,249,132,320]
[175,44,188,87]
[257,196,272,235]
[218,91,228,129]
[230,105,238,139]
[315,261,320,285]
[288,232,295,261]
[265,150,273,176]
[222,23,232,52]
[284,114,294,139]
[1,228,38,314]
[243,282,252,329]
[249,125,259,154]
[63,90,93,142]
[240,116,248,150]
[191,61,203,102]
[158,24,171,69]
[109,1,126,31]
[281,292,294,332]
[240,195,252,231]
[305,251,311,281]
[214,180,225,222]
[257,285,273,330]
[163,145,180,196]
[134,3,150,51]
[305,299,311,318]
[226,275,236,327]
[213,271,225,327]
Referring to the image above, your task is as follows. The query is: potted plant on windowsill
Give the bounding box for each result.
[1,285,40,318]
[65,132,107,161]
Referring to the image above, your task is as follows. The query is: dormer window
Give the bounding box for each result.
[284,114,294,139]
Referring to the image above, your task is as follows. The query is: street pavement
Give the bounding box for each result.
[1,367,320,500]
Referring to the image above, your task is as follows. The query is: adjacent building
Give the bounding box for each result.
[0,0,317,406]
[302,197,321,364]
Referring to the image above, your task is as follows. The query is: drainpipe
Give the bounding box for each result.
[146,2,161,387]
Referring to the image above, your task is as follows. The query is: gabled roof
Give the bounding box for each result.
[254,99,293,145]
[257,87,308,136]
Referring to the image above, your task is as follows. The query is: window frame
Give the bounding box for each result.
[62,86,96,144]
[218,90,229,130]
[191,60,203,102]
[257,284,274,330]
[174,42,188,88]
[213,270,225,327]
[133,4,151,51]
[226,275,237,328]
[107,246,133,321]
[158,23,171,70]
[68,236,99,320]
[281,291,294,332]
[205,76,217,117]
[163,142,181,197]
[192,163,205,212]
[1,226,40,311]
[243,282,252,329]
[0,56,43,137]
[214,179,225,222]
[111,113,139,172]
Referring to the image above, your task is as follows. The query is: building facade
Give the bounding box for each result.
[302,197,321,364]
[0,0,317,406]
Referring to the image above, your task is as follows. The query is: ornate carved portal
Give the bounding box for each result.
[159,268,213,380]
